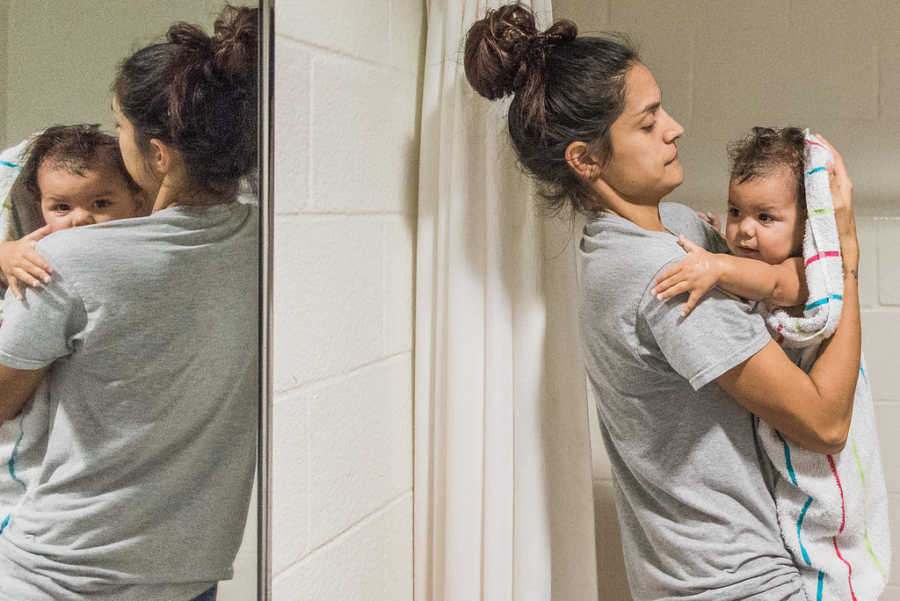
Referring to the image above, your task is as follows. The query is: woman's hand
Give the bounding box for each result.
[815,134,858,274]
[0,225,53,300]
[652,235,723,316]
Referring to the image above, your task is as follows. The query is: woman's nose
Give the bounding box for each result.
[662,109,684,143]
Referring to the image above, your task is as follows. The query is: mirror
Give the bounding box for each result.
[0,1,270,599]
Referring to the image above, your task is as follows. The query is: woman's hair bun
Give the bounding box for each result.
[212,5,259,82]
[464,4,577,100]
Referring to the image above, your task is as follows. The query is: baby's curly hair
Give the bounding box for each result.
[728,126,806,210]
[21,124,141,200]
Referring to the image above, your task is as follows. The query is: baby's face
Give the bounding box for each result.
[37,161,143,231]
[725,165,804,265]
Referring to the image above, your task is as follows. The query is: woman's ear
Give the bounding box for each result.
[146,138,176,178]
[565,141,601,181]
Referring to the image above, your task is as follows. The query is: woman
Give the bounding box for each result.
[0,6,258,601]
[464,6,860,601]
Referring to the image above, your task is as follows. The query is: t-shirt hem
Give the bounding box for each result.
[0,348,51,370]
[688,328,771,390]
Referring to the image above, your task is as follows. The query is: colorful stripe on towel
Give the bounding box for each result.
[805,250,840,267]
[828,454,858,600]
[805,294,842,311]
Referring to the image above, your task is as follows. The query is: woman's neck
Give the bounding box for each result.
[151,178,236,213]
[602,199,666,232]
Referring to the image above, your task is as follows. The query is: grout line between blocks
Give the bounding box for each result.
[275,351,413,401]
[274,489,413,581]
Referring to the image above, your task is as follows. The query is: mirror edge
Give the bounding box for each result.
[258,0,274,599]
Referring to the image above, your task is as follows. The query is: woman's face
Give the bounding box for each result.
[596,63,684,204]
[111,98,159,198]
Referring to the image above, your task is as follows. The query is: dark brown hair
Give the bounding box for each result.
[112,4,258,199]
[464,4,638,215]
[729,126,807,209]
[22,124,141,201]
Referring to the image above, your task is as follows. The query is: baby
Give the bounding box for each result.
[0,124,146,523]
[654,127,890,601]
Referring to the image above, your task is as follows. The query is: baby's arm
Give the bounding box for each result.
[0,225,54,300]
[653,235,806,316]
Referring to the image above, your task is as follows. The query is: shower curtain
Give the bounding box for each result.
[414,1,599,599]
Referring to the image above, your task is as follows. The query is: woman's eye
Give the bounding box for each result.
[642,123,655,132]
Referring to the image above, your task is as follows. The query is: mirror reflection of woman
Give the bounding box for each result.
[0,6,258,601]
[464,5,861,601]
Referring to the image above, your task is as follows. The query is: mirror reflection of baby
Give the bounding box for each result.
[0,124,146,523]
[653,127,890,600]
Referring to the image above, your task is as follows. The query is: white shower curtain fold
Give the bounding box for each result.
[414,2,598,600]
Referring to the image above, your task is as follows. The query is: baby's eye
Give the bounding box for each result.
[94,199,112,209]
[51,204,70,213]
[758,213,773,222]
[727,207,739,217]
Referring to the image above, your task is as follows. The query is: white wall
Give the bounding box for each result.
[3,0,223,147]
[270,1,424,599]
[0,0,8,143]
[551,1,900,599]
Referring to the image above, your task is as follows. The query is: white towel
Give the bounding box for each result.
[756,131,890,601]
[0,136,50,530]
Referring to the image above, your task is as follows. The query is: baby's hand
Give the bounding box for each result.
[652,235,722,317]
[0,225,53,300]
[697,211,723,233]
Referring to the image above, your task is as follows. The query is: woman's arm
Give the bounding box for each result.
[0,364,47,422]
[717,136,860,453]
[653,237,806,315]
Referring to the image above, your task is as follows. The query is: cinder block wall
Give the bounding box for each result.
[553,1,900,599]
[270,2,424,600]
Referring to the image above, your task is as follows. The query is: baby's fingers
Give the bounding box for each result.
[654,263,682,287]
[681,290,704,317]
[11,266,45,290]
[7,276,23,301]
[18,259,51,285]
[655,280,690,301]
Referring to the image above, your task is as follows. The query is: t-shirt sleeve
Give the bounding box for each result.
[638,259,772,390]
[0,274,87,370]
[660,202,730,253]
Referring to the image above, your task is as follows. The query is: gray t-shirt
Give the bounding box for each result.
[579,202,804,601]
[0,202,258,601]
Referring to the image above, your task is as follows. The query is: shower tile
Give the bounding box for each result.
[693,0,794,124]
[272,493,412,601]
[877,219,900,305]
[786,0,878,121]
[875,404,900,495]
[307,356,412,547]
[861,310,900,401]
[857,218,878,308]
[272,392,309,575]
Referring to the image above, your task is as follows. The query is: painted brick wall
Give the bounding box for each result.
[553,1,900,598]
[270,1,424,600]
